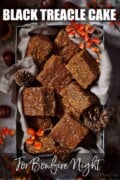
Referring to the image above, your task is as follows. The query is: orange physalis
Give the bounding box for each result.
[68,30,75,38]
[92,37,101,45]
[65,21,102,63]
[91,47,100,53]
[84,33,89,42]
[1,127,9,137]
[79,41,85,49]
[85,24,95,34]
[8,129,15,136]
[65,25,74,33]
[66,22,101,49]
[26,137,35,145]
[86,40,93,48]
[31,136,36,140]
[0,127,15,146]
[36,129,44,137]
[34,141,42,150]
[27,128,35,136]
[76,24,85,31]
[26,128,44,149]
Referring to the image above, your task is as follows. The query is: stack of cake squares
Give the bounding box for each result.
[23,29,99,156]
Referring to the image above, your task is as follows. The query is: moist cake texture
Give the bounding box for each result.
[50,114,89,149]
[23,27,101,157]
[36,55,72,93]
[60,82,98,114]
[22,87,55,116]
[66,50,99,89]
[26,35,53,65]
[54,30,80,62]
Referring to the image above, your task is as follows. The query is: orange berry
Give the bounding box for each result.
[68,29,75,38]
[8,129,15,136]
[84,33,89,42]
[91,47,100,53]
[31,136,36,140]
[36,129,44,137]
[79,41,85,49]
[92,37,101,44]
[65,25,73,33]
[1,127,9,136]
[26,137,34,145]
[77,24,85,31]
[27,128,35,136]
[85,24,95,33]
[34,141,42,150]
[85,24,91,31]
[86,40,92,48]
[78,30,86,37]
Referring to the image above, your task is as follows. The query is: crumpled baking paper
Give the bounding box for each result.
[0,57,38,103]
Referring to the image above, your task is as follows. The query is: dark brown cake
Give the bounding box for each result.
[60,82,98,114]
[62,98,81,120]
[35,117,53,131]
[26,35,53,65]
[25,116,53,131]
[22,87,55,116]
[54,30,80,62]
[26,137,55,154]
[36,55,72,93]
[50,114,89,149]
[55,95,80,120]
[55,95,64,118]
[66,50,99,89]
[54,146,71,161]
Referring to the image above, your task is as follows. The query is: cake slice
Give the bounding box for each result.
[55,94,80,120]
[26,35,53,65]
[66,50,99,89]
[35,117,53,131]
[22,87,55,116]
[60,82,98,114]
[36,55,72,93]
[50,114,89,150]
[54,30,80,63]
